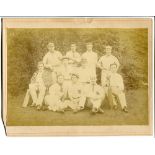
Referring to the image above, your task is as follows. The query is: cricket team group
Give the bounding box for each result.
[22,42,128,114]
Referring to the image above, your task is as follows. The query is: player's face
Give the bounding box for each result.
[110,65,117,73]
[48,44,55,52]
[38,64,44,71]
[105,46,112,56]
[86,44,93,51]
[57,76,64,84]
[71,75,78,83]
[71,44,76,51]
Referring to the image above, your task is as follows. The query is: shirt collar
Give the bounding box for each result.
[86,50,93,53]
[105,54,112,57]
[49,51,55,54]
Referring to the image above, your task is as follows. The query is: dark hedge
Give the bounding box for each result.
[7,28,148,96]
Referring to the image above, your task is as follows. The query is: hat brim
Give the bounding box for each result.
[71,73,79,78]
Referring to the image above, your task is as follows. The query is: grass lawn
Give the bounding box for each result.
[6,88,148,126]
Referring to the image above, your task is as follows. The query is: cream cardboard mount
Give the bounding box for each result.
[2,17,153,136]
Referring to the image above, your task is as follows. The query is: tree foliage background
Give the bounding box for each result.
[7,28,148,96]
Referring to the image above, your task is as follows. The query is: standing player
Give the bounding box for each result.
[66,43,81,70]
[43,42,62,85]
[78,58,91,85]
[81,42,98,78]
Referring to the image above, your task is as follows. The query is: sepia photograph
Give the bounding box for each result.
[2,18,153,136]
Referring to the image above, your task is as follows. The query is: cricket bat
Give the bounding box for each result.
[22,89,30,107]
[107,86,113,109]
[106,75,113,109]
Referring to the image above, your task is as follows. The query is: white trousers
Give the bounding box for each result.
[111,87,127,109]
[29,83,46,106]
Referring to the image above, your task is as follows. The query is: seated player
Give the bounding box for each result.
[44,74,67,113]
[22,61,46,110]
[78,76,105,114]
[66,73,85,113]
[108,63,128,113]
